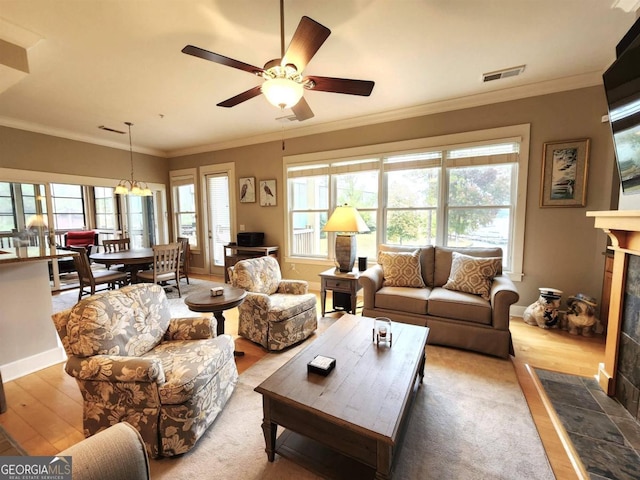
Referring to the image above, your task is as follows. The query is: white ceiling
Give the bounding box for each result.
[0,0,638,158]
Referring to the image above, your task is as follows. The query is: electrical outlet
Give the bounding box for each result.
[239,224,245,231]
[291,263,296,271]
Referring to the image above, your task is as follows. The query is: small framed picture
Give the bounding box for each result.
[540,138,590,208]
[239,177,255,203]
[260,180,276,206]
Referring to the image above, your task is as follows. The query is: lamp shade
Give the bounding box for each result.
[322,205,370,233]
[323,205,370,272]
[261,77,304,109]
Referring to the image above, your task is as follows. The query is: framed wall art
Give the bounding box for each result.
[540,138,590,207]
[260,180,276,206]
[239,177,255,203]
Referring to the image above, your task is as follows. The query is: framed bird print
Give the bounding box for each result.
[239,177,255,203]
[260,180,276,206]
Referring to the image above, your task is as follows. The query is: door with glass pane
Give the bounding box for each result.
[206,174,231,275]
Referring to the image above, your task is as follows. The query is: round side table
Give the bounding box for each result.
[184,283,247,356]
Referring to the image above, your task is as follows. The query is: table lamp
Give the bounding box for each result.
[322,205,370,272]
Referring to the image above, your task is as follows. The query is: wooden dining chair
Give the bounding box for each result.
[101,238,131,271]
[177,237,190,284]
[103,238,131,252]
[137,242,183,297]
[72,247,129,301]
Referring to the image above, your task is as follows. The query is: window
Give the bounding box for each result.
[285,125,529,279]
[170,170,198,249]
[0,182,16,232]
[94,186,117,230]
[51,183,85,229]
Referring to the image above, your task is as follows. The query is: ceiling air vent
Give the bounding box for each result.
[482,65,526,83]
[275,115,298,123]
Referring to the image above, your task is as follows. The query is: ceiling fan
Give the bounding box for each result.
[181,0,374,121]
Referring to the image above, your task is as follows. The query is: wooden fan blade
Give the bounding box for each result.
[182,45,263,75]
[281,17,331,72]
[292,97,314,121]
[217,86,263,108]
[305,76,375,96]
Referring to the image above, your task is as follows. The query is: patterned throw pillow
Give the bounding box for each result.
[443,252,502,300]
[378,249,425,288]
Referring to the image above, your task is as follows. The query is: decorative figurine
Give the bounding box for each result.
[565,293,599,336]
[523,288,563,329]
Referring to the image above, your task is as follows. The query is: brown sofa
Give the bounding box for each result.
[359,245,519,358]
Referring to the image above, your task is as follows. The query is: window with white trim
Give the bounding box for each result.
[170,169,198,249]
[51,183,85,229]
[285,125,529,278]
[94,186,117,230]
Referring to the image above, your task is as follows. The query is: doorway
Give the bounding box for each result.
[205,172,232,276]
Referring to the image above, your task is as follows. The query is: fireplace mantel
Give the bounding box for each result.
[587,210,640,395]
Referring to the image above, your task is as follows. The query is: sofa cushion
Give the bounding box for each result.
[434,246,503,287]
[443,252,501,300]
[378,249,426,288]
[379,244,434,286]
[427,287,492,325]
[375,286,430,315]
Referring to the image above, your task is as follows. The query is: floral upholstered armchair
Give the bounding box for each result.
[229,256,318,351]
[51,283,238,458]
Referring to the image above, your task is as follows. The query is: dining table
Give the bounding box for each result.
[89,248,154,283]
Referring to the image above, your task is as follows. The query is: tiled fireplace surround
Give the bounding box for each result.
[588,211,640,421]
[619,254,640,421]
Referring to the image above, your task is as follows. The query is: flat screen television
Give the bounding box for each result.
[603,16,640,195]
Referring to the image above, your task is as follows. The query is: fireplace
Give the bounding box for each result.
[588,210,640,421]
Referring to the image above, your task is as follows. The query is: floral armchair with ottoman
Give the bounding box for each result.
[51,283,238,458]
[229,256,318,351]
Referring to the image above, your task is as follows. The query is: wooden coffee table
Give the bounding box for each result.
[255,314,429,479]
[184,283,247,356]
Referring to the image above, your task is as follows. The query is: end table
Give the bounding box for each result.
[319,268,362,316]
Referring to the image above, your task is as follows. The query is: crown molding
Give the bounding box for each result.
[1,71,604,160]
[0,116,166,157]
[167,71,603,158]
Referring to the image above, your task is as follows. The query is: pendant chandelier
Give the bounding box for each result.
[115,122,152,196]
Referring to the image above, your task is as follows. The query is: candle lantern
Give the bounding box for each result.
[373,317,393,347]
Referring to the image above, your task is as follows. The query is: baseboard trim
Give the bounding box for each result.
[1,347,67,382]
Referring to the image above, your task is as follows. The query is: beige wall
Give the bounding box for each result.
[0,85,618,310]
[0,126,168,183]
[170,85,617,310]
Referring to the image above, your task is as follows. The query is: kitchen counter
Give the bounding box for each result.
[0,245,75,265]
[0,246,71,381]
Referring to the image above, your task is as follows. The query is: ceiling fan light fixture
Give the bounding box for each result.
[261,77,304,109]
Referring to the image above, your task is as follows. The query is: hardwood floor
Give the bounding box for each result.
[0,276,605,480]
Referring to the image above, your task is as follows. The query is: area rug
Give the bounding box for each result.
[0,425,26,456]
[534,368,640,480]
[150,343,554,480]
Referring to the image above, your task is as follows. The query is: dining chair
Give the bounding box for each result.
[72,247,129,301]
[102,238,131,271]
[103,238,131,252]
[177,237,190,284]
[137,242,182,297]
